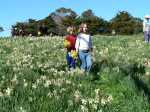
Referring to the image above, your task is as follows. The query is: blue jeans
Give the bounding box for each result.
[66,52,76,70]
[144,31,150,42]
[78,51,92,72]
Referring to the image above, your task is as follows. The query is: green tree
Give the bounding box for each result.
[131,17,143,34]
[110,11,142,35]
[51,7,77,35]
[82,9,95,18]
[0,27,4,32]
[79,9,109,35]
[56,7,77,18]
[12,22,27,36]
[25,19,38,36]
[12,16,56,36]
[37,16,56,36]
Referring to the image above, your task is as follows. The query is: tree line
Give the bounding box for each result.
[11,7,143,37]
[0,27,3,32]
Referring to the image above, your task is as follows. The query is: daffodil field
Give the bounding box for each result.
[0,35,150,112]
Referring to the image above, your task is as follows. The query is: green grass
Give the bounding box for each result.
[0,35,150,112]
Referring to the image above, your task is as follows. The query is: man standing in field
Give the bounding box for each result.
[143,15,150,42]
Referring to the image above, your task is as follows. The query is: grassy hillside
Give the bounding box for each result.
[0,35,150,112]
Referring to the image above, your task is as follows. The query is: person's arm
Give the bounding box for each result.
[75,35,80,52]
[89,35,93,52]
[143,21,146,32]
[64,36,69,49]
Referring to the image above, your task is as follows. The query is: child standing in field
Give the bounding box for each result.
[143,15,150,42]
[75,23,93,73]
[64,26,77,71]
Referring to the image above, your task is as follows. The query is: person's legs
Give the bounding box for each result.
[70,58,76,69]
[85,53,92,72]
[66,52,72,70]
[148,31,150,42]
[144,31,148,42]
[79,51,86,71]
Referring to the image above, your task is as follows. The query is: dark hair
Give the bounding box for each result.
[79,23,88,32]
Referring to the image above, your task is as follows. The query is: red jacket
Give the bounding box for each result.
[65,35,76,52]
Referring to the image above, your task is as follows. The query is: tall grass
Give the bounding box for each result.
[0,35,150,112]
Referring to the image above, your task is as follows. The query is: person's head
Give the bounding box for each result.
[67,26,75,34]
[144,15,150,21]
[79,23,88,33]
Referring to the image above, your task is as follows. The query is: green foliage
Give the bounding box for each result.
[50,7,77,36]
[12,16,56,36]
[0,27,4,32]
[110,11,143,35]
[11,9,143,37]
[77,9,109,35]
[0,35,150,111]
